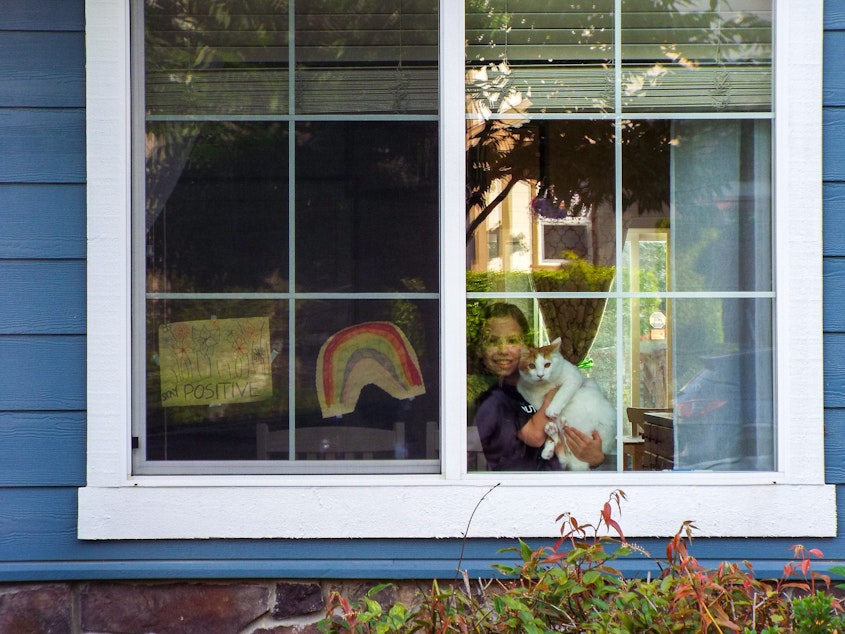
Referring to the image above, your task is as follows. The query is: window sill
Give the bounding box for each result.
[78,477,836,539]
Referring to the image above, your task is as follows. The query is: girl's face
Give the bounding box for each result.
[480,316,525,381]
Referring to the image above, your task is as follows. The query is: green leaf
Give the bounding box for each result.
[583,569,602,585]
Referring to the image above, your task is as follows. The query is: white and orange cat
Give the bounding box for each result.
[517,338,615,470]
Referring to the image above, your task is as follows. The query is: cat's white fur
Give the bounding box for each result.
[517,338,616,470]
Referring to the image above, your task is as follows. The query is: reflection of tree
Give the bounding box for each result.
[465,62,537,241]
[466,80,673,245]
[465,79,672,246]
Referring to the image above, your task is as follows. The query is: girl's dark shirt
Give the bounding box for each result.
[473,381,561,471]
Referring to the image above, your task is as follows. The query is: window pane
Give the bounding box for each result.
[145,299,289,462]
[145,2,291,117]
[296,0,438,115]
[671,119,772,292]
[464,1,772,116]
[673,297,774,471]
[620,118,772,294]
[289,299,440,472]
[294,121,439,293]
[146,122,289,294]
[467,119,617,283]
[466,2,614,114]
[621,0,772,112]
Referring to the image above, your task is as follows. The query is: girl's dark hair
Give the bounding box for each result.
[484,302,530,336]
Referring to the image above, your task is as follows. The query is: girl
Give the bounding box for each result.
[472,302,607,471]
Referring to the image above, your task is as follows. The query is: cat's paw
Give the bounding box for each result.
[540,442,555,461]
[544,407,561,421]
[543,421,558,437]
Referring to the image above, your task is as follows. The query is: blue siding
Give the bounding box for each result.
[0,32,85,107]
[0,0,84,31]
[827,408,845,483]
[0,414,85,486]
[827,5,845,29]
[0,0,844,583]
[0,337,86,411]
[825,0,845,514]
[0,110,85,182]
[825,184,845,257]
[0,261,85,334]
[825,261,845,332]
[0,186,86,259]
[0,1,92,583]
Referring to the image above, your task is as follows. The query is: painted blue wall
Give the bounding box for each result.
[0,0,843,581]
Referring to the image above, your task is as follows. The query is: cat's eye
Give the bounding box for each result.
[544,362,551,368]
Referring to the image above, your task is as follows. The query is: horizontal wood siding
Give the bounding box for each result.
[0,337,86,411]
[0,110,85,182]
[0,32,84,107]
[825,183,845,257]
[826,408,845,484]
[0,0,83,31]
[0,414,85,486]
[0,2,89,585]
[0,186,86,259]
[0,261,85,334]
[0,0,844,582]
[825,0,845,497]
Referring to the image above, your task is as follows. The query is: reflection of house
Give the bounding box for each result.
[469,181,535,273]
[469,180,602,272]
[1,2,844,631]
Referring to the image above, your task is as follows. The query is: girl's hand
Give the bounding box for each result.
[563,426,605,469]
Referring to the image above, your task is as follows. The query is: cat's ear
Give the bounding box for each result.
[550,337,562,349]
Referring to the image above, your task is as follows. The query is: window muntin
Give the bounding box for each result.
[135,1,440,474]
[465,2,774,472]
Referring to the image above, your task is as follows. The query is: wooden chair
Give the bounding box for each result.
[626,407,673,437]
[423,421,488,471]
[466,425,488,471]
[257,421,406,460]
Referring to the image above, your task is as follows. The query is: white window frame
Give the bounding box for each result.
[80,0,834,540]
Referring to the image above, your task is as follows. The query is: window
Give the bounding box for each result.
[464,3,775,473]
[134,1,440,475]
[81,0,834,540]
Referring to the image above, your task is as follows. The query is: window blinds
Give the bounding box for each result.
[143,0,439,117]
[465,0,772,114]
[143,1,771,117]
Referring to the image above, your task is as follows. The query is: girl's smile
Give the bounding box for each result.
[481,316,525,381]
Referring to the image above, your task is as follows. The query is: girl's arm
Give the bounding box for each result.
[517,387,558,447]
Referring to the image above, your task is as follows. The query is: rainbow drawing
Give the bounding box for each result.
[316,321,426,418]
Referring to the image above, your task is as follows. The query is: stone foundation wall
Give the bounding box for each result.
[0,579,429,634]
